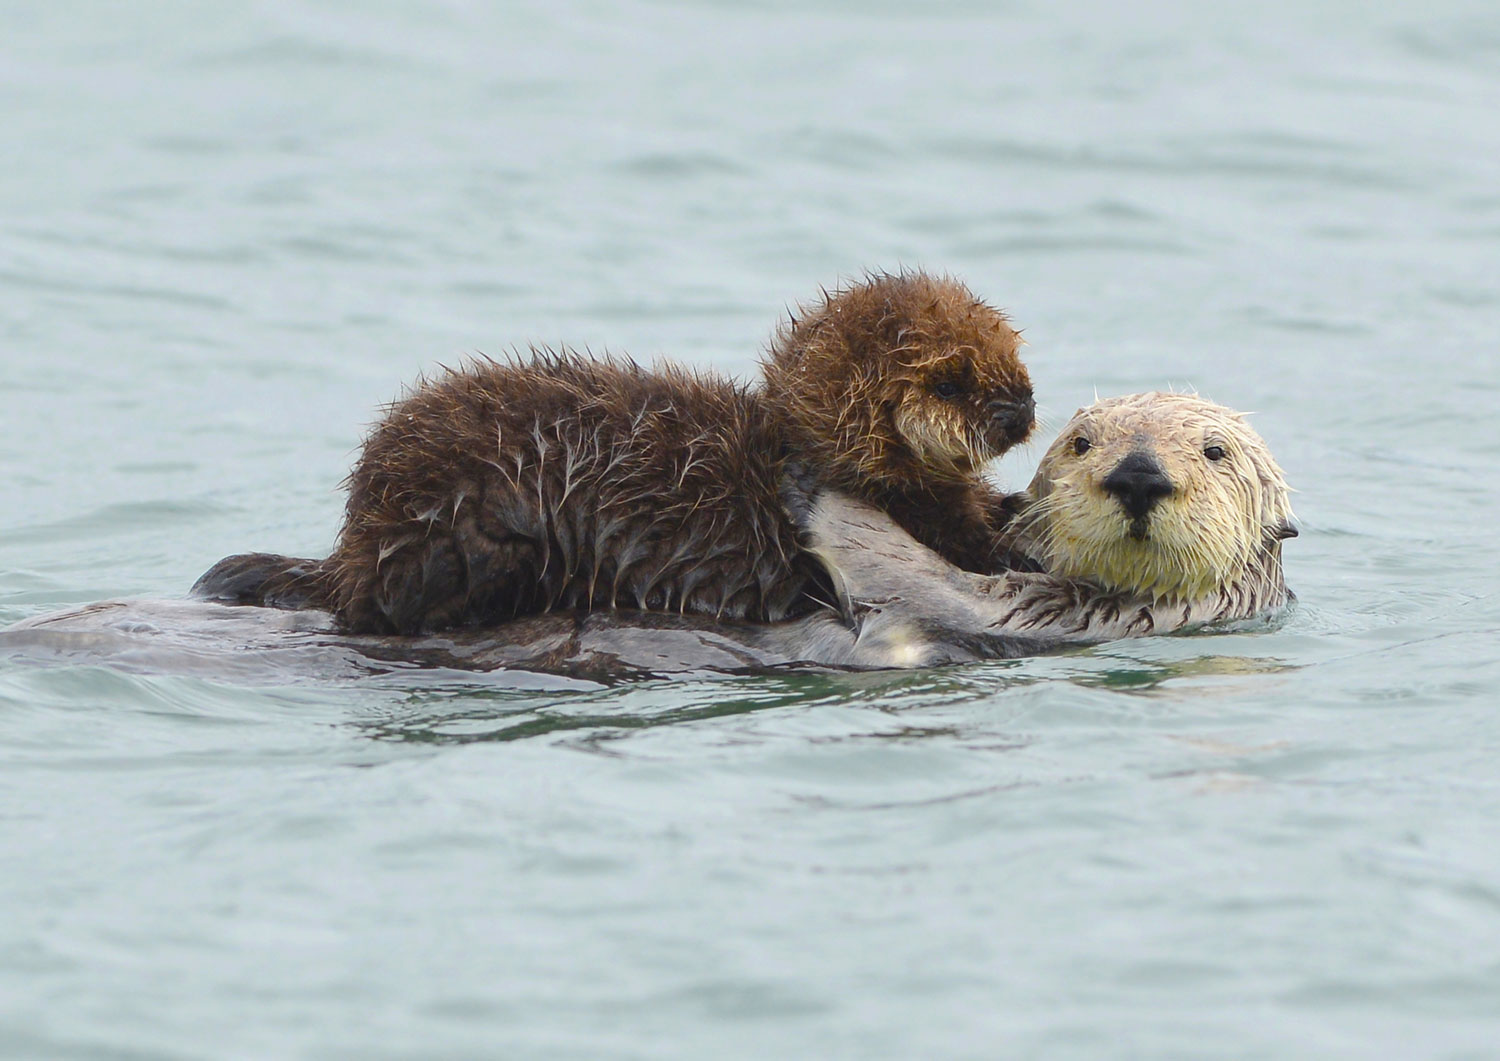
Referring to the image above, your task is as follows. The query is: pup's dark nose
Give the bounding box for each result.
[987,394,1036,442]
[1102,450,1175,521]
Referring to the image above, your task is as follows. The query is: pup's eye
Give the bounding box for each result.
[1204,445,1226,462]
[933,381,964,400]
[1072,436,1092,456]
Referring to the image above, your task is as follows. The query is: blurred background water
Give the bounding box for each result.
[3,0,1500,1056]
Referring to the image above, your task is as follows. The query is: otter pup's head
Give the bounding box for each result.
[1020,392,1296,601]
[762,271,1034,492]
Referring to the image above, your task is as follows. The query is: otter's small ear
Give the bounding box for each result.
[1272,520,1299,541]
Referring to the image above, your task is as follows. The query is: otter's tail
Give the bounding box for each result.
[191,553,332,612]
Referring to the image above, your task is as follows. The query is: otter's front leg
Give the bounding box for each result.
[790,491,988,620]
[786,490,1062,661]
[776,460,823,538]
[977,488,1046,573]
[885,484,1035,575]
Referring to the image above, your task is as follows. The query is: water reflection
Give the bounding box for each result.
[1068,653,1300,695]
[352,646,1303,746]
[357,671,874,746]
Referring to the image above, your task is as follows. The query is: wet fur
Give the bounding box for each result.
[760,270,1034,572]
[791,393,1296,655]
[321,353,818,633]
[187,392,1297,668]
[999,391,1295,619]
[203,272,1035,634]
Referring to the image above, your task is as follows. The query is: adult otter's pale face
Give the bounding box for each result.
[763,270,1034,488]
[1024,392,1296,601]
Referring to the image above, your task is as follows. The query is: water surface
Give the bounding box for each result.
[4,1,1500,1055]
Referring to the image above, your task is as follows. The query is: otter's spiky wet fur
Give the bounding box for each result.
[323,352,816,633]
[301,271,1034,634]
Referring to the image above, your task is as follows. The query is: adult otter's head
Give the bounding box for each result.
[761,271,1034,492]
[1020,392,1296,601]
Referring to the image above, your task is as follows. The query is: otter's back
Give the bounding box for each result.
[325,352,818,633]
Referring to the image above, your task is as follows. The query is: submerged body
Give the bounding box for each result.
[0,590,1052,684]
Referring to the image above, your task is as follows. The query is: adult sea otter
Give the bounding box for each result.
[2,393,1295,680]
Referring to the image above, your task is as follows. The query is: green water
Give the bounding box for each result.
[4,0,1500,1055]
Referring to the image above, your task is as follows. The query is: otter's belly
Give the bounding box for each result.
[0,596,1054,685]
[0,601,795,684]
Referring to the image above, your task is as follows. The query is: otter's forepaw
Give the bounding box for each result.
[779,461,824,536]
[987,547,1047,574]
[982,489,1032,527]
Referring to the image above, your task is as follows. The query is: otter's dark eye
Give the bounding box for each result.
[1204,445,1226,462]
[933,381,964,400]
[1072,436,1091,456]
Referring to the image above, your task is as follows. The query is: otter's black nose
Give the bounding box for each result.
[1102,450,1175,521]
[987,395,1036,441]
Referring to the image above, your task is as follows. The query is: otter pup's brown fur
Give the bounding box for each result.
[210,272,1035,634]
[761,271,1035,571]
[325,354,813,633]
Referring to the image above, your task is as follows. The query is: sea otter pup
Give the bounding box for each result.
[794,392,1297,653]
[200,272,1035,634]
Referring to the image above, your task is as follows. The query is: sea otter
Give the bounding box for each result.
[10,394,1296,679]
[1003,391,1296,608]
[199,271,1035,634]
[792,391,1298,656]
